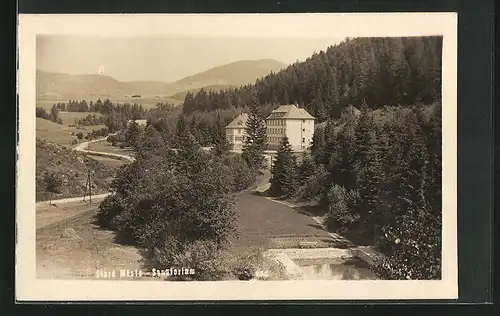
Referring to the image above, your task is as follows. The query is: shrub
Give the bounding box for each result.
[226,155,255,192]
[229,248,262,280]
[96,194,126,229]
[152,239,232,281]
[107,134,117,143]
[43,170,63,194]
[373,207,441,280]
[295,166,329,203]
[76,132,84,140]
[325,185,360,232]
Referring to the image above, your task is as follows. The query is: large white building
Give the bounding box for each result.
[265,104,315,152]
[225,113,249,151]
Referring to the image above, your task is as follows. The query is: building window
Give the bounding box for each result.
[302,128,306,132]
[302,119,305,123]
[302,137,305,143]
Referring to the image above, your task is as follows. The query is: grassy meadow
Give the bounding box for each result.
[36,117,106,147]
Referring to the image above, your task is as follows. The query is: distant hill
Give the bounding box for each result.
[167,59,286,95]
[36,70,171,101]
[37,59,287,103]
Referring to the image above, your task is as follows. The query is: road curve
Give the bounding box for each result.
[36,135,135,207]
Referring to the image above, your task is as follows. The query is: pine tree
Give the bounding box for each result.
[311,126,326,165]
[212,113,232,156]
[50,104,59,123]
[140,125,165,156]
[173,115,188,148]
[241,100,267,172]
[297,152,316,187]
[354,109,384,240]
[270,136,298,197]
[323,119,339,169]
[125,120,141,150]
[337,118,357,190]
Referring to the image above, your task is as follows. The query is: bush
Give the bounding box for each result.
[152,239,232,281]
[76,132,84,140]
[325,185,360,232]
[107,134,117,143]
[43,170,63,194]
[150,239,264,281]
[373,207,441,280]
[295,166,329,204]
[96,194,125,229]
[226,155,255,192]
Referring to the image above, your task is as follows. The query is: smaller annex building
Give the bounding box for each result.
[225,113,249,151]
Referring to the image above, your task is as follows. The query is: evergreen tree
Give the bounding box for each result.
[140,125,165,156]
[355,109,384,240]
[241,100,267,172]
[50,104,59,123]
[212,113,232,156]
[297,152,316,187]
[311,126,326,165]
[125,120,141,150]
[270,136,298,197]
[174,115,188,148]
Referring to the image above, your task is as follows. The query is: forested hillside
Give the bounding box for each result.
[182,37,442,120]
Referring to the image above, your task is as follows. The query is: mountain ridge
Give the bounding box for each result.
[36,59,287,102]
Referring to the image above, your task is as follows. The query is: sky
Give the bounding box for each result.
[36,35,345,83]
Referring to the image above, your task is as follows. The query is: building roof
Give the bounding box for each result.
[226,113,249,129]
[128,119,148,126]
[266,104,315,120]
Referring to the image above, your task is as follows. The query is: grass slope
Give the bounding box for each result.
[36,117,105,147]
[36,138,117,201]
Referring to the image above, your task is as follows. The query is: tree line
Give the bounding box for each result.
[182,37,442,122]
[53,99,147,118]
[36,106,63,124]
[269,102,442,280]
[97,116,261,280]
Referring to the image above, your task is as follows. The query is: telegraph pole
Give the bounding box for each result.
[83,158,94,203]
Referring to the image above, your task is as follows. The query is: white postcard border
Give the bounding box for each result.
[17,12,458,301]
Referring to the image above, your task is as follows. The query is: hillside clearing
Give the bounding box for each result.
[36,117,106,147]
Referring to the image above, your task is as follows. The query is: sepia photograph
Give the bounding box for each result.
[17,13,458,301]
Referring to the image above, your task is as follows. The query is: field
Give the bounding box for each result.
[230,191,349,251]
[87,140,135,157]
[89,155,127,169]
[36,117,106,147]
[36,202,147,279]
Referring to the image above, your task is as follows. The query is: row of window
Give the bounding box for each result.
[234,136,245,142]
[267,128,283,134]
[268,137,308,144]
[267,119,284,126]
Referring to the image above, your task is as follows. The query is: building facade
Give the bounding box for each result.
[225,113,249,151]
[266,104,315,152]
